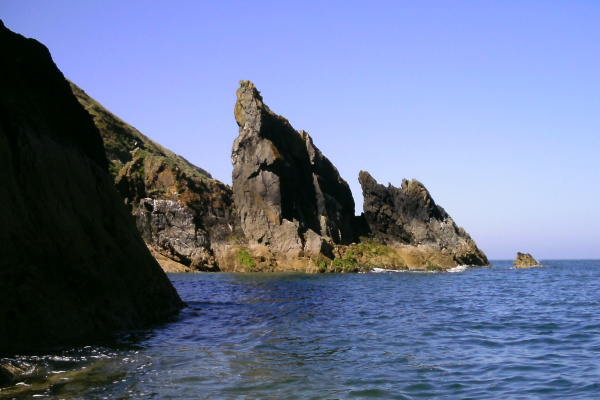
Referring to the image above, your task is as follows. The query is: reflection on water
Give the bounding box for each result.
[2,261,600,399]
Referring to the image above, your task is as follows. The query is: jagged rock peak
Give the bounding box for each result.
[232,81,356,264]
[359,170,489,267]
[234,80,263,129]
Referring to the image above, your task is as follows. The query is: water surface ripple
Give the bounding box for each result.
[2,260,600,399]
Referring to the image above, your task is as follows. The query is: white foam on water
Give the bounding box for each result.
[371,267,403,273]
[447,265,469,273]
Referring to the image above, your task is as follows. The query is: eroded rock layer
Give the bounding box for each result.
[0,21,183,352]
[359,171,489,268]
[232,81,356,267]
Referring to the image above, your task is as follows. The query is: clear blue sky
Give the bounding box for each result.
[4,1,599,259]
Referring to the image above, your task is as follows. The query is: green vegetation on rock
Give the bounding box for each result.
[236,248,257,271]
[426,263,442,272]
[70,80,212,182]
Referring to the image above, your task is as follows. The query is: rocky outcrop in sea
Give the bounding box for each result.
[514,252,539,268]
[359,171,489,268]
[230,81,488,271]
[0,21,183,352]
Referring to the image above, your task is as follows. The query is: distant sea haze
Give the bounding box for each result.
[2,260,600,399]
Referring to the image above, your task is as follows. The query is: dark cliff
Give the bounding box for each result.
[232,81,356,269]
[0,21,184,352]
[230,81,488,271]
[359,171,489,267]
[71,82,243,272]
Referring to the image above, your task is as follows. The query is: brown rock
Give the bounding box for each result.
[73,82,242,272]
[514,252,539,268]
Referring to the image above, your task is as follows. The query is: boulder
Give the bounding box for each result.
[0,21,183,352]
[514,252,539,268]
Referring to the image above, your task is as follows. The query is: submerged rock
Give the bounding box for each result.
[514,252,539,268]
[232,81,356,267]
[358,171,489,268]
[0,21,183,352]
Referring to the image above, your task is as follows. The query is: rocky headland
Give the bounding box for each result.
[231,81,358,271]
[0,21,183,354]
[71,78,489,273]
[69,73,493,273]
[514,252,539,268]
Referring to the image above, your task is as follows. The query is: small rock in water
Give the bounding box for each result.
[513,252,539,268]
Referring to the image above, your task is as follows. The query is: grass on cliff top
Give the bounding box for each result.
[69,80,213,182]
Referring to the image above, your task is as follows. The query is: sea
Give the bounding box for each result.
[1,260,600,399]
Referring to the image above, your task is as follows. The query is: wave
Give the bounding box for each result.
[447,265,469,273]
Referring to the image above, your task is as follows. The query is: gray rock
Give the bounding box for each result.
[231,81,355,259]
[358,171,489,267]
[136,198,218,271]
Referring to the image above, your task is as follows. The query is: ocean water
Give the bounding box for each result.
[2,260,600,399]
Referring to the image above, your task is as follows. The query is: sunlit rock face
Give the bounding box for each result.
[358,171,489,268]
[513,252,539,268]
[0,21,184,352]
[231,81,356,264]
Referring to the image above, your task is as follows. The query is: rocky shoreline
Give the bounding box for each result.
[1,18,489,365]
[71,78,490,273]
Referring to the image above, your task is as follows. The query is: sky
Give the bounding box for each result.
[3,1,599,259]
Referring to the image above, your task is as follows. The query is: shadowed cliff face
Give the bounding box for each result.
[359,171,489,267]
[232,81,356,264]
[0,21,184,353]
